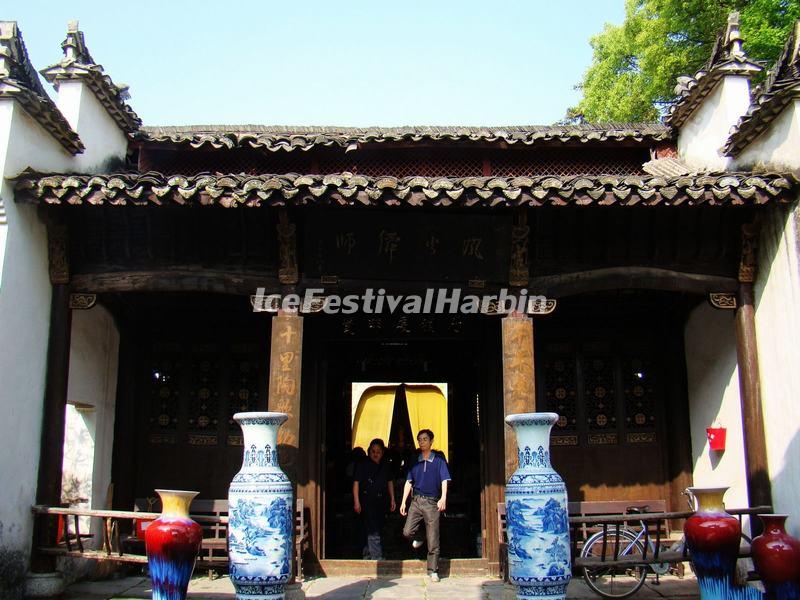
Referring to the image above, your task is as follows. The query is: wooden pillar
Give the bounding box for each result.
[267,312,303,483]
[32,222,72,571]
[501,314,536,481]
[734,223,772,522]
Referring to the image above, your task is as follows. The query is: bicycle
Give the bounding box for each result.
[579,489,755,598]
[579,504,685,599]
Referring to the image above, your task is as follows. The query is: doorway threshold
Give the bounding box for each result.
[315,558,489,577]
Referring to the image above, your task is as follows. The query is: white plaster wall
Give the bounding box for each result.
[0,100,72,564]
[753,203,800,537]
[733,100,800,172]
[62,305,119,547]
[678,76,752,171]
[56,81,128,173]
[684,303,750,513]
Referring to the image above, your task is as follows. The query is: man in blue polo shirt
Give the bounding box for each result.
[400,428,451,582]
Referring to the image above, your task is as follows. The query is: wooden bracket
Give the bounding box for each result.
[709,293,737,310]
[69,294,96,310]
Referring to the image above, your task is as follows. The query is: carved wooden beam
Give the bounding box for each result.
[528,267,738,297]
[277,209,298,285]
[47,222,69,285]
[509,209,530,288]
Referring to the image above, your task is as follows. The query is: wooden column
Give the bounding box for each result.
[501,315,536,481]
[734,223,772,521]
[32,222,73,571]
[268,312,303,483]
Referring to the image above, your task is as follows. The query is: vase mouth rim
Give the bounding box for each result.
[505,412,559,425]
[233,411,288,423]
[687,486,729,496]
[154,489,200,498]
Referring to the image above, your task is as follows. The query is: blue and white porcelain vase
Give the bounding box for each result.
[505,412,571,600]
[228,412,294,600]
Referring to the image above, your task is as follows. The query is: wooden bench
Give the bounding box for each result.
[131,498,229,577]
[32,497,310,580]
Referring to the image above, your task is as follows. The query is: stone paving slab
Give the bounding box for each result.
[64,573,701,599]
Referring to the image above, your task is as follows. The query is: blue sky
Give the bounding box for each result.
[10,1,625,127]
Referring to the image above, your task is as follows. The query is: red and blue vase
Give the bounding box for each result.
[752,514,800,600]
[144,489,203,600]
[684,487,760,600]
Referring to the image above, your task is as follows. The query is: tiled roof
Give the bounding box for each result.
[136,123,672,151]
[40,21,141,134]
[724,21,800,156]
[665,12,763,128]
[0,22,83,154]
[15,170,795,208]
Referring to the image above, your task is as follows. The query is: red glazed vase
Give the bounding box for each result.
[144,489,203,600]
[684,486,747,599]
[752,514,800,597]
[685,487,741,557]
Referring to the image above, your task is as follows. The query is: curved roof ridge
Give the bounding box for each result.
[0,21,83,154]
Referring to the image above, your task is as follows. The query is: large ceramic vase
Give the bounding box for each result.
[752,514,800,600]
[684,487,760,600]
[505,412,571,600]
[228,412,294,600]
[144,489,203,600]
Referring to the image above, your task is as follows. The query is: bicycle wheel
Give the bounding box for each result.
[581,528,648,599]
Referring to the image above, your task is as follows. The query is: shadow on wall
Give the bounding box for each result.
[771,428,800,537]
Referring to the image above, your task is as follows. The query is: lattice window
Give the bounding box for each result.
[543,350,578,446]
[227,352,261,446]
[490,149,647,177]
[319,151,484,178]
[584,346,618,444]
[622,357,657,442]
[140,148,311,175]
[140,146,648,178]
[187,349,221,446]
[149,350,181,444]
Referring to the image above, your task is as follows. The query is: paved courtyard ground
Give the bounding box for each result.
[64,573,701,599]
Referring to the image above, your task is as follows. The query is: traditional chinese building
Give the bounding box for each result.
[1,15,800,595]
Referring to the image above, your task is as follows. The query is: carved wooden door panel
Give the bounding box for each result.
[538,338,668,503]
[136,338,267,499]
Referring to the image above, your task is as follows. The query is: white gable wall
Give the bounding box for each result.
[56,81,128,173]
[678,76,752,171]
[733,100,800,172]
[0,99,73,594]
[0,67,130,593]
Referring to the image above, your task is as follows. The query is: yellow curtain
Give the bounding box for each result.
[405,385,448,460]
[352,386,396,450]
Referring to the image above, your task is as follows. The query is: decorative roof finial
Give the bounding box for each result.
[41,21,141,133]
[724,12,744,59]
[723,19,800,155]
[666,11,762,128]
[61,20,93,64]
[0,21,84,153]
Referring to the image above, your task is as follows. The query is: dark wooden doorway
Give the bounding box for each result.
[111,293,270,507]
[316,319,487,560]
[535,291,694,510]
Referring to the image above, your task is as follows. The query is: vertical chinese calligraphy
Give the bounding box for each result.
[268,314,303,480]
[378,230,400,263]
[502,316,536,480]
